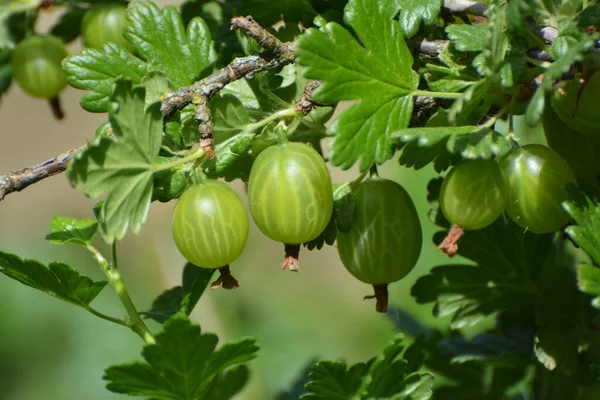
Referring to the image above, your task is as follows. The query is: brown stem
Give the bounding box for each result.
[231,16,295,59]
[48,96,64,120]
[437,225,465,257]
[295,80,323,115]
[282,244,300,272]
[363,284,389,313]
[210,265,240,289]
[193,96,215,158]
[0,144,86,201]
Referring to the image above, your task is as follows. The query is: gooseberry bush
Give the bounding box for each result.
[2,0,600,398]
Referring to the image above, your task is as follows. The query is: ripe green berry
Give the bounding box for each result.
[336,178,422,312]
[172,180,249,269]
[501,144,577,233]
[10,35,68,99]
[551,72,600,136]
[248,142,333,244]
[247,141,333,271]
[81,3,133,52]
[440,159,507,230]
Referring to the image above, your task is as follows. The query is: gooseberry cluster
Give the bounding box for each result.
[170,133,423,313]
[438,144,577,257]
[9,3,129,113]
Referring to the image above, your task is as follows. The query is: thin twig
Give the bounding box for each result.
[0,144,86,201]
[162,16,296,155]
[231,16,295,60]
[295,80,323,115]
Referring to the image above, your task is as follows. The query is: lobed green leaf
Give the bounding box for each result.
[67,79,163,243]
[297,0,419,171]
[45,216,98,247]
[393,125,510,172]
[104,317,258,399]
[397,0,443,38]
[0,251,107,308]
[142,263,215,323]
[302,335,432,399]
[563,188,600,266]
[125,1,217,87]
[63,43,148,112]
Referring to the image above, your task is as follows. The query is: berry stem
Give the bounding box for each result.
[86,243,155,344]
[437,225,465,257]
[48,96,64,120]
[364,284,389,313]
[152,147,206,173]
[210,265,240,290]
[282,244,300,272]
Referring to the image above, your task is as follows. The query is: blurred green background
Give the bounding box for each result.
[0,5,547,400]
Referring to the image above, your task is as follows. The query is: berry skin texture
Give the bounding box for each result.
[81,3,133,52]
[551,72,600,136]
[337,178,422,285]
[247,142,334,245]
[440,159,507,230]
[500,144,577,234]
[10,35,68,99]
[172,180,249,269]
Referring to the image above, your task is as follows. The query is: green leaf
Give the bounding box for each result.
[63,44,148,112]
[303,214,337,251]
[445,24,488,52]
[142,263,215,323]
[412,217,553,329]
[125,1,217,87]
[50,7,85,44]
[333,182,356,233]
[397,0,443,38]
[526,34,598,126]
[45,216,98,247]
[297,0,419,171]
[0,251,107,308]
[563,188,600,265]
[577,264,600,308]
[67,79,163,243]
[482,2,508,76]
[0,0,37,48]
[425,45,480,93]
[303,335,432,399]
[0,49,12,101]
[203,366,250,400]
[393,125,510,172]
[534,328,579,373]
[104,317,259,400]
[141,71,175,109]
[302,361,367,399]
[202,94,254,181]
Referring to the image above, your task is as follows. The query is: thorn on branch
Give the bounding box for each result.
[295,80,323,115]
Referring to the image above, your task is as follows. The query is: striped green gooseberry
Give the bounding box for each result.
[247,140,333,271]
[172,179,249,289]
[10,35,68,99]
[438,159,507,257]
[81,3,133,52]
[551,72,600,136]
[500,144,577,233]
[336,178,422,313]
